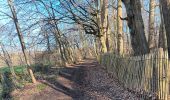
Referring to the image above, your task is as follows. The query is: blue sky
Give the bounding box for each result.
[0,0,162,52]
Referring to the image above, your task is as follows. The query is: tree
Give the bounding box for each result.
[7,0,36,83]
[117,0,123,54]
[99,0,110,53]
[122,0,149,55]
[148,0,155,51]
[56,0,110,53]
[159,0,170,56]
[0,43,19,87]
[158,3,168,50]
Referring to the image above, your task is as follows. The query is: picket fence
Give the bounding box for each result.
[100,48,169,100]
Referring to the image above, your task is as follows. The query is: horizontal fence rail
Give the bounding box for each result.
[100,48,169,100]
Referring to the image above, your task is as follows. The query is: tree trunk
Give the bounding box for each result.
[148,0,155,51]
[106,23,111,52]
[51,2,67,65]
[104,0,110,52]
[99,36,107,53]
[44,32,51,52]
[98,0,109,53]
[159,0,170,56]
[112,9,118,53]
[158,23,168,50]
[0,43,19,87]
[52,27,67,65]
[7,0,36,83]
[122,0,149,55]
[117,0,124,55]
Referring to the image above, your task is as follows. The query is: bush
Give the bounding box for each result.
[32,64,51,74]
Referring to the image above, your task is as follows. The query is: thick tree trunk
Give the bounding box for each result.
[158,23,168,50]
[94,37,99,57]
[99,0,109,53]
[106,27,111,52]
[122,0,149,55]
[117,0,124,55]
[160,0,170,56]
[8,0,36,83]
[112,9,118,52]
[148,0,155,51]
[99,36,107,53]
[104,0,110,52]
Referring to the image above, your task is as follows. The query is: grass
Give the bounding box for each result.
[0,64,51,99]
[36,83,47,91]
[0,61,56,74]
[0,65,27,74]
[0,65,29,86]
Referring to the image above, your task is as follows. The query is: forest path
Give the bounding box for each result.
[14,59,138,100]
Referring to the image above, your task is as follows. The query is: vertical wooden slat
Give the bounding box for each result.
[154,50,158,96]
[158,48,166,99]
[150,53,153,93]
[143,54,147,99]
[144,54,148,92]
[165,50,169,100]
[162,49,165,99]
[133,57,137,89]
[137,56,141,89]
[163,50,168,100]
[100,49,169,99]
[152,51,155,94]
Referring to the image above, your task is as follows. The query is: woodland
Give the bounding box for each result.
[0,0,170,100]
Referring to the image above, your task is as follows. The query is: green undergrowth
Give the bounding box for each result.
[0,62,55,74]
[0,64,54,99]
[36,83,47,91]
[0,65,27,74]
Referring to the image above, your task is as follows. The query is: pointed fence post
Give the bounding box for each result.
[158,48,168,100]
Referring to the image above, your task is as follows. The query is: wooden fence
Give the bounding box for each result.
[100,48,169,100]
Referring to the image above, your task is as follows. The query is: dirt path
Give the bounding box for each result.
[14,59,139,100]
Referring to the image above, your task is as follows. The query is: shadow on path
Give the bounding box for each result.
[40,59,95,99]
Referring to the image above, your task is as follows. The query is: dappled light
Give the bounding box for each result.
[0,0,170,99]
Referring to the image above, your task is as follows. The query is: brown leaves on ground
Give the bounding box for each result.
[76,59,139,100]
[12,59,139,100]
